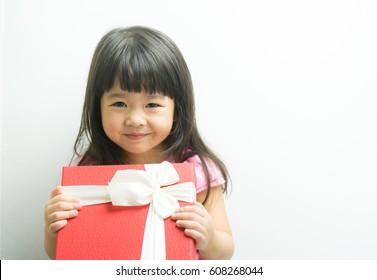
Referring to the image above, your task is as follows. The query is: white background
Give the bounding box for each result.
[1,0,376,260]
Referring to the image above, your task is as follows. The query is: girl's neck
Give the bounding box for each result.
[123,147,168,164]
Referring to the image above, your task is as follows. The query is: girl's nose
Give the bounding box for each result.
[125,110,147,127]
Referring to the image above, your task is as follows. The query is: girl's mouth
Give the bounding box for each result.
[125,133,149,140]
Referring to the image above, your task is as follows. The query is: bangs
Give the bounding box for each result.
[98,29,181,99]
[117,46,178,99]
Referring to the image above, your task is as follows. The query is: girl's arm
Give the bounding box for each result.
[44,186,82,259]
[172,186,234,259]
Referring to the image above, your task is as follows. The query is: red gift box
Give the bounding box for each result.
[55,162,197,260]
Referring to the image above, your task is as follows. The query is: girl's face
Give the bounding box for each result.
[100,78,175,164]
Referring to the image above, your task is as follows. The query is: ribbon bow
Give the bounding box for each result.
[62,161,196,260]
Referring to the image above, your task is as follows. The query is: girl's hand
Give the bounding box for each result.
[171,202,215,251]
[44,186,82,236]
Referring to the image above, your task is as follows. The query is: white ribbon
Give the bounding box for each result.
[61,161,196,260]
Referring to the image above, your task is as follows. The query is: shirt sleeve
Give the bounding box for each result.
[71,154,98,166]
[184,155,225,193]
[70,155,82,166]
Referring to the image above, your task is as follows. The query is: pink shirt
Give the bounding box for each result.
[169,155,225,193]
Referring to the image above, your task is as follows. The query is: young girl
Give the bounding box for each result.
[44,26,234,260]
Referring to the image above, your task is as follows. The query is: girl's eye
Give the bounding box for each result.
[146,103,160,108]
[112,102,126,107]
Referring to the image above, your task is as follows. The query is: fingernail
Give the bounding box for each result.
[71,210,78,217]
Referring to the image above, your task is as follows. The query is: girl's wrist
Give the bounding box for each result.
[199,229,234,260]
[198,229,220,260]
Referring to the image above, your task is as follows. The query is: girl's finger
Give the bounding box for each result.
[176,219,205,233]
[50,186,63,199]
[48,194,82,207]
[46,209,79,224]
[48,200,82,214]
[183,228,204,241]
[175,204,206,217]
[48,220,68,233]
[171,211,204,222]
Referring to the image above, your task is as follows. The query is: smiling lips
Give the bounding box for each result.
[124,133,150,140]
